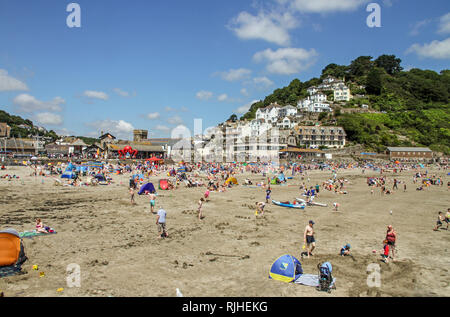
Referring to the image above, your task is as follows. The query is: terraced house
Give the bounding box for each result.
[294,126,346,149]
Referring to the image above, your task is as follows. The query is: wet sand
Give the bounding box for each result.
[0,166,449,297]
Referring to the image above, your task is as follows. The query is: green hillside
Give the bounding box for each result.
[0,110,58,140]
[239,55,450,154]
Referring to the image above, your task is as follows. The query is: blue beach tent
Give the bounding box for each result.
[65,163,76,172]
[138,182,156,195]
[61,171,76,179]
[269,254,303,283]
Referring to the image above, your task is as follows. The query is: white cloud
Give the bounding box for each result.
[0,69,29,92]
[113,88,130,97]
[147,112,160,120]
[87,119,135,140]
[155,125,171,132]
[216,68,252,81]
[407,38,450,59]
[280,0,369,14]
[82,90,109,100]
[55,128,74,136]
[180,106,188,112]
[34,112,63,126]
[409,19,431,36]
[228,10,298,46]
[167,115,184,125]
[240,88,249,96]
[217,94,229,102]
[253,47,318,75]
[165,106,175,112]
[438,13,450,34]
[196,90,214,100]
[235,100,260,114]
[252,76,274,87]
[13,94,65,113]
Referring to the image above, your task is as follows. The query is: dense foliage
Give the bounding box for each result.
[239,55,450,154]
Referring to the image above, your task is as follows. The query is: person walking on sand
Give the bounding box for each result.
[129,187,135,205]
[149,193,156,213]
[156,207,168,238]
[302,220,316,259]
[198,198,205,220]
[265,186,271,203]
[385,225,397,261]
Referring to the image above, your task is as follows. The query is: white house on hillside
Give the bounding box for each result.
[307,86,319,95]
[255,103,281,124]
[333,83,352,102]
[298,99,332,113]
[309,92,327,103]
[278,105,298,118]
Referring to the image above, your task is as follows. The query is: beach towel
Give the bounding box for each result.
[294,274,336,288]
[19,230,57,239]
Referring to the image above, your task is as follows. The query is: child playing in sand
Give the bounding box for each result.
[333,202,340,211]
[255,202,265,216]
[340,244,351,256]
[433,212,446,231]
[381,240,390,263]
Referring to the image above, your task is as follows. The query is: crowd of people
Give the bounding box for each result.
[5,157,448,264]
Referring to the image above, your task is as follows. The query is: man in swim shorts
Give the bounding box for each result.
[149,193,156,214]
[303,220,316,259]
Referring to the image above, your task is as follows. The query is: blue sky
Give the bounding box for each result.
[0,0,449,139]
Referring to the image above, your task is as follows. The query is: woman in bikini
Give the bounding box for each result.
[35,218,48,233]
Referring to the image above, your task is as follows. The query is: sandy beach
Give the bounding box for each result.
[0,165,449,297]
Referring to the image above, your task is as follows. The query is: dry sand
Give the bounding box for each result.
[0,166,449,297]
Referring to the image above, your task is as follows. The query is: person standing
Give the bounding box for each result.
[302,220,316,259]
[265,187,271,203]
[129,187,135,205]
[198,198,205,220]
[385,225,397,261]
[156,207,168,238]
[149,193,157,214]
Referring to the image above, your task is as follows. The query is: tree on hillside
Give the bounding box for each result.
[349,56,374,78]
[366,67,384,95]
[228,114,238,122]
[321,63,348,79]
[375,55,403,75]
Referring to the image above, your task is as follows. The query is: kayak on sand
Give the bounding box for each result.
[272,200,305,209]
